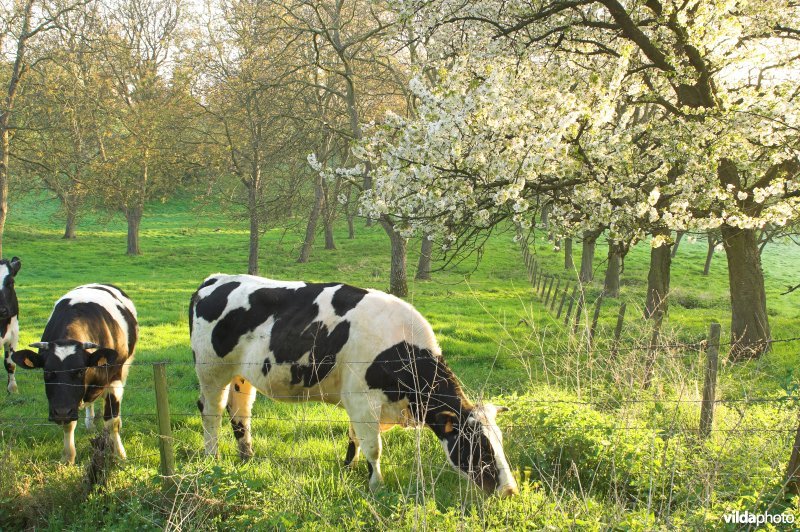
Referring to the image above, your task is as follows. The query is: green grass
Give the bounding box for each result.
[1,195,799,530]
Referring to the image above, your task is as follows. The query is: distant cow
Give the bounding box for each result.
[12,284,137,464]
[190,274,518,497]
[0,257,21,393]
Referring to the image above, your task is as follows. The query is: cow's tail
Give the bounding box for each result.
[188,289,200,337]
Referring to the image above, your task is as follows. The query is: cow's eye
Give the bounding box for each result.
[75,369,85,380]
[44,371,54,381]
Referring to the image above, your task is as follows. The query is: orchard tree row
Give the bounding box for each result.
[1,0,797,360]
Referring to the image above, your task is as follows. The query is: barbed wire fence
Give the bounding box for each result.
[1,247,800,526]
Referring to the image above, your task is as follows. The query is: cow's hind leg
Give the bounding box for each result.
[344,422,360,468]
[4,346,16,394]
[104,380,126,459]
[198,382,230,458]
[226,377,256,460]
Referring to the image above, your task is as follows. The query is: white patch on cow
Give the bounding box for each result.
[0,264,9,284]
[2,315,19,345]
[473,405,518,495]
[81,284,138,318]
[54,344,77,361]
[312,285,345,331]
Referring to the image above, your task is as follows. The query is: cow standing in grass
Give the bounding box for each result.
[0,257,21,393]
[12,284,138,464]
[190,274,518,497]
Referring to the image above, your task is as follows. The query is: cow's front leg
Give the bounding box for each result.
[62,420,77,464]
[352,420,383,491]
[4,346,16,394]
[227,377,256,460]
[104,380,126,460]
[198,383,230,458]
[343,422,360,468]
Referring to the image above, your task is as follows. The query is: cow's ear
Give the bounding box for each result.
[11,349,44,369]
[87,348,118,368]
[434,411,458,434]
[8,257,20,276]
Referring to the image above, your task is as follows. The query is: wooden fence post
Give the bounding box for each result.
[572,291,585,333]
[544,276,556,307]
[550,278,561,312]
[786,412,800,494]
[531,260,538,286]
[588,295,604,346]
[611,302,626,359]
[539,274,548,296]
[699,322,721,438]
[153,362,176,490]
[557,283,570,319]
[564,284,578,325]
[642,313,663,389]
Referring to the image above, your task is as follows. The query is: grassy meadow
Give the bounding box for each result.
[1,195,799,530]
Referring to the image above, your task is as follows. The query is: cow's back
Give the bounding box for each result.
[44,284,138,362]
[190,274,439,400]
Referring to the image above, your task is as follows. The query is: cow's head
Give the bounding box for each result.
[0,257,21,320]
[434,404,518,497]
[11,340,118,424]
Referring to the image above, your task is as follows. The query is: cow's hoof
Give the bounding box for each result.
[237,444,254,461]
[7,382,17,394]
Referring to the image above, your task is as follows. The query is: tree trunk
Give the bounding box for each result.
[324,217,335,250]
[125,205,143,256]
[64,208,77,239]
[645,230,672,320]
[603,241,622,297]
[380,217,408,297]
[703,233,715,276]
[0,128,8,257]
[721,226,771,360]
[579,231,599,283]
[347,212,355,239]
[564,238,573,270]
[247,183,259,275]
[671,231,685,258]
[297,177,324,263]
[415,235,433,281]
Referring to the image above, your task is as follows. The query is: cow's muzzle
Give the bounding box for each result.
[49,408,78,424]
[497,484,519,498]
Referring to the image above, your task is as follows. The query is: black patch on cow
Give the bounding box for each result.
[367,461,374,477]
[194,281,241,323]
[98,283,131,301]
[344,440,357,466]
[199,277,219,290]
[234,383,240,392]
[0,318,9,339]
[231,419,246,440]
[442,426,499,492]
[364,342,468,428]
[197,399,204,413]
[261,359,271,376]
[4,347,14,374]
[331,285,368,317]
[103,392,121,421]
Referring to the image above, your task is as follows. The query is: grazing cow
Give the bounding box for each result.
[11,284,137,464]
[0,257,21,393]
[190,274,518,497]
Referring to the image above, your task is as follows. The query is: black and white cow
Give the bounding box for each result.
[11,284,137,464]
[0,257,21,393]
[190,274,519,497]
